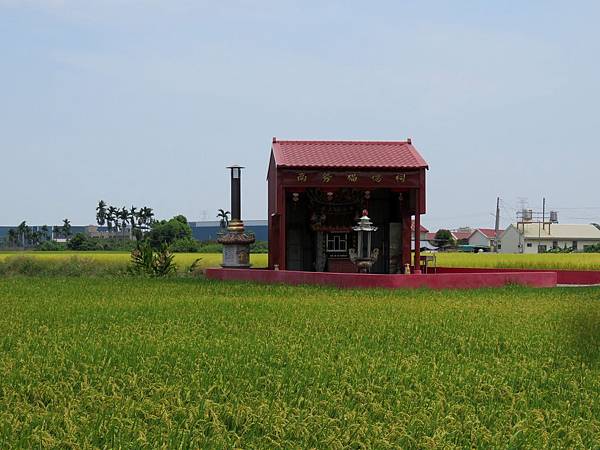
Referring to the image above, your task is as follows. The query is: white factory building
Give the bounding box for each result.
[499,223,600,253]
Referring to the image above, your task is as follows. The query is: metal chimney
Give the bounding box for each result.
[218,165,255,268]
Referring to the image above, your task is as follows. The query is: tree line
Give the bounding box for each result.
[6,219,72,248]
[95,200,154,239]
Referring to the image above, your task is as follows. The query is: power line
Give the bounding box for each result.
[551,206,600,210]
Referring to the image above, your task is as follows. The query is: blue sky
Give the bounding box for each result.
[1,0,599,230]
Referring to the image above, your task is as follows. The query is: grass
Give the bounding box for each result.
[430,252,600,270]
[0,252,268,276]
[2,251,600,273]
[1,277,599,447]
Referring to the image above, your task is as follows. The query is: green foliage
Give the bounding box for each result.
[166,239,267,254]
[129,242,155,275]
[217,208,230,228]
[146,216,192,249]
[63,234,136,251]
[169,237,202,253]
[186,257,203,275]
[100,201,154,236]
[0,279,599,447]
[36,240,66,251]
[67,233,97,251]
[2,221,54,248]
[153,245,177,276]
[250,240,268,253]
[129,242,177,277]
[545,246,574,254]
[173,214,188,225]
[584,243,600,253]
[433,229,456,248]
[196,242,223,253]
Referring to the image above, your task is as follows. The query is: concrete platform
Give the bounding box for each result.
[205,268,557,290]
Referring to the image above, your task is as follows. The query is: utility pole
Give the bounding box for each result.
[542,197,546,230]
[494,196,500,253]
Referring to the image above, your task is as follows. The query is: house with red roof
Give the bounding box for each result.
[411,221,429,241]
[468,228,502,250]
[268,138,428,273]
[451,229,474,245]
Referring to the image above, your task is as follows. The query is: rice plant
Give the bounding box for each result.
[0,278,599,447]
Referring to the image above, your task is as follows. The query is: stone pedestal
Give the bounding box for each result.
[217,220,255,268]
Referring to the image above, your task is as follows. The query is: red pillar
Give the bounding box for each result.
[401,211,411,272]
[278,186,286,270]
[414,188,422,274]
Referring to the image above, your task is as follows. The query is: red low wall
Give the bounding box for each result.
[205,268,557,290]
[435,267,600,285]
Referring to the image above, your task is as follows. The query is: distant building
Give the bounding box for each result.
[468,228,502,250]
[499,223,600,253]
[411,222,438,250]
[451,228,473,245]
[189,220,268,241]
[0,225,91,239]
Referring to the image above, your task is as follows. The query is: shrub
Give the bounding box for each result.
[191,240,267,253]
[130,243,177,277]
[67,233,100,251]
[197,242,223,253]
[146,216,193,249]
[584,243,600,253]
[170,237,202,253]
[250,241,268,253]
[36,240,67,251]
[433,230,455,248]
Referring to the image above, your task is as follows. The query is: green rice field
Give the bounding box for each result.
[1,277,599,447]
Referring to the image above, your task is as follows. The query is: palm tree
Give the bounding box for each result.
[7,229,18,247]
[62,219,72,241]
[129,206,138,229]
[41,225,50,242]
[128,206,138,240]
[16,221,28,248]
[30,230,42,246]
[138,207,147,226]
[217,209,230,229]
[96,200,107,227]
[119,207,129,239]
[144,207,154,226]
[107,206,119,234]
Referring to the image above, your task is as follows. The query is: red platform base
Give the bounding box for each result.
[436,267,600,286]
[205,268,557,290]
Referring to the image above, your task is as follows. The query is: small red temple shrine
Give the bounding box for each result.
[267,138,428,274]
[207,137,569,288]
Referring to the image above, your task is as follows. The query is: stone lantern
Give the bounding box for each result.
[350,209,379,273]
[217,165,255,268]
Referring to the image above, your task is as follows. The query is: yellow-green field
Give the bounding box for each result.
[429,252,600,270]
[1,251,600,271]
[0,251,268,270]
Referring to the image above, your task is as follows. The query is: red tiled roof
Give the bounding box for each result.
[411,220,429,233]
[476,228,502,238]
[271,139,428,169]
[452,231,472,241]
